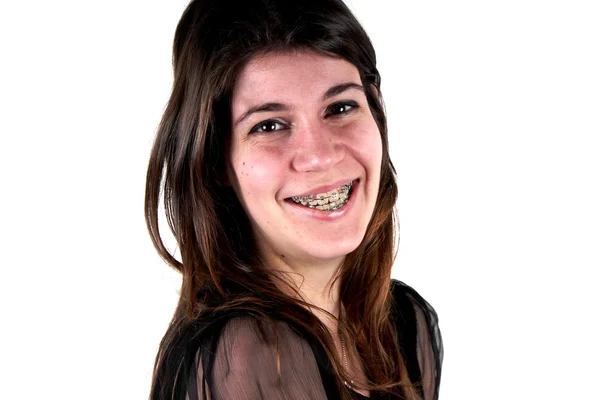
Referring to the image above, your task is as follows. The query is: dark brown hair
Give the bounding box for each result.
[145,0,420,399]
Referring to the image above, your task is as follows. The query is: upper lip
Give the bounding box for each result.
[286,178,357,198]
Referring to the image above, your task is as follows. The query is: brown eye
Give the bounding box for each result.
[249,119,288,134]
[326,101,359,117]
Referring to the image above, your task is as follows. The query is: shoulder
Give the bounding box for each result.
[389,278,442,352]
[215,314,313,359]
[390,279,444,399]
[390,279,440,327]
[169,312,308,369]
[199,314,326,399]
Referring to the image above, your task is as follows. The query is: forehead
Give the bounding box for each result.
[231,51,362,110]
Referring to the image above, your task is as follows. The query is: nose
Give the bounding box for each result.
[291,123,345,172]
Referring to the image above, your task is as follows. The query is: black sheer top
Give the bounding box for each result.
[151,280,443,400]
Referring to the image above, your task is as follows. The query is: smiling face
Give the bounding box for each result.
[227,51,383,268]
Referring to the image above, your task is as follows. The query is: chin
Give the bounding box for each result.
[301,236,364,262]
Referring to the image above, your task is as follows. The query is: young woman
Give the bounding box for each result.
[145,1,443,399]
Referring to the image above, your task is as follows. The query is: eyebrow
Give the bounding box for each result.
[233,82,364,127]
[323,82,364,101]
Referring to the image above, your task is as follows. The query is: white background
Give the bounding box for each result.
[1,0,598,399]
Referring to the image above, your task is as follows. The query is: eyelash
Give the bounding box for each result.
[248,101,359,134]
[325,101,359,118]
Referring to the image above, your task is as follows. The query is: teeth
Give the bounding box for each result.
[290,181,354,212]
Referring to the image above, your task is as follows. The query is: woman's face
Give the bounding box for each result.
[227,51,383,267]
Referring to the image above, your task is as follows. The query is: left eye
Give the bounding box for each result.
[326,101,358,117]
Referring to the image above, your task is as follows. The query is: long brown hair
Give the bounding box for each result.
[145,0,420,399]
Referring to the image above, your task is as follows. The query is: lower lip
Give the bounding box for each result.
[284,179,359,221]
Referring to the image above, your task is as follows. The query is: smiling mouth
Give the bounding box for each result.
[287,181,354,212]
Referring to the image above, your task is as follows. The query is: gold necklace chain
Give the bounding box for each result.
[340,332,355,388]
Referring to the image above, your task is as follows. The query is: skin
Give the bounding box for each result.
[227,50,381,396]
[227,50,382,321]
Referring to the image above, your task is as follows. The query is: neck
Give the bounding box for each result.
[262,249,344,333]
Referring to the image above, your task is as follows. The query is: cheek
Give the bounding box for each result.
[232,144,287,198]
[347,119,383,169]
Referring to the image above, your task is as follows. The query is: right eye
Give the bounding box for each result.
[249,119,288,134]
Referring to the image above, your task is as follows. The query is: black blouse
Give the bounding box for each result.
[151,280,443,400]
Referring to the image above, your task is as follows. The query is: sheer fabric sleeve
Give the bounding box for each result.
[406,291,443,400]
[192,316,328,400]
